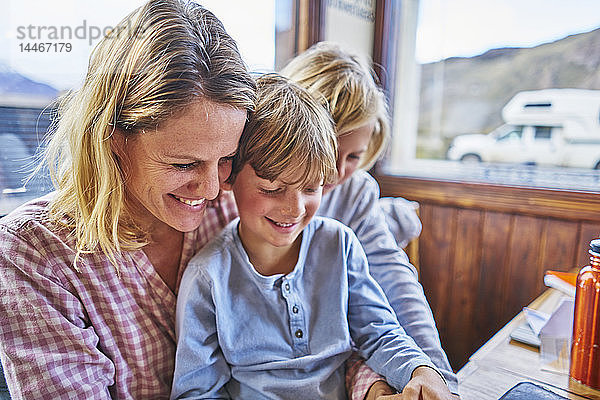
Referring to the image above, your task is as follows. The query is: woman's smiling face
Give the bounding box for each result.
[116,100,247,234]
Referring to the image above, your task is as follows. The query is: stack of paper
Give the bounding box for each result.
[543,270,577,297]
[510,297,575,374]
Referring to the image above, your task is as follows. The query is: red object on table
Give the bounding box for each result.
[570,239,600,390]
[545,270,577,286]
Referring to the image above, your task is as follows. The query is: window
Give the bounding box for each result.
[1,0,294,215]
[524,103,552,109]
[533,126,553,140]
[0,106,54,215]
[382,0,600,192]
[496,126,523,142]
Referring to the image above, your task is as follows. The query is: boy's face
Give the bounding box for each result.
[231,164,323,254]
[323,118,375,194]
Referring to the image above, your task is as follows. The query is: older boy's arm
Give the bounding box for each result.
[345,234,437,391]
[323,173,457,393]
[348,343,461,399]
[352,179,458,393]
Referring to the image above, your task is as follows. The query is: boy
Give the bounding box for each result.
[171,74,449,399]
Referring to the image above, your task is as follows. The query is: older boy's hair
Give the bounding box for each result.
[281,41,389,170]
[229,73,337,188]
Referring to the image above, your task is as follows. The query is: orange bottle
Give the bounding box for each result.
[570,239,600,389]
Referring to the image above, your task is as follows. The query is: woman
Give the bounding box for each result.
[0,1,254,398]
[281,42,459,399]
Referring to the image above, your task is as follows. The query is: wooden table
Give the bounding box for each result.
[457,288,600,399]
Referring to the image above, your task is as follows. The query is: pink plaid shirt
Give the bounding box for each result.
[0,191,382,399]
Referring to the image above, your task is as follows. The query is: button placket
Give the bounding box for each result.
[280,278,308,354]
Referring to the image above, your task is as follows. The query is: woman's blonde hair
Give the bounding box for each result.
[281,41,389,170]
[43,0,256,269]
[229,73,337,189]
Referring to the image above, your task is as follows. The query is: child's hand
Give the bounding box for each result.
[397,366,459,399]
[365,366,459,400]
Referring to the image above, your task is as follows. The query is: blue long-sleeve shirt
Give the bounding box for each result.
[171,216,436,400]
[318,170,458,393]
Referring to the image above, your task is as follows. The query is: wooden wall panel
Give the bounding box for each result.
[576,222,600,267]
[418,204,456,341]
[539,219,580,276]
[377,175,600,221]
[376,174,600,371]
[474,212,513,349]
[445,208,483,364]
[504,216,545,316]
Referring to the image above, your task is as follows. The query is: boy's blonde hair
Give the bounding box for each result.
[43,0,256,268]
[281,41,389,170]
[230,73,337,189]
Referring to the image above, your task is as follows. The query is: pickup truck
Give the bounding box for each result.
[446,89,600,169]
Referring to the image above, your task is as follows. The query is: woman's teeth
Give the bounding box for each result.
[274,221,293,227]
[173,195,205,206]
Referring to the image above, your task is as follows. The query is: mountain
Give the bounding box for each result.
[418,28,600,145]
[0,63,59,107]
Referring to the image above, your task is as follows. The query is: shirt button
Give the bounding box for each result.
[292,305,299,313]
[295,329,303,338]
[284,283,290,291]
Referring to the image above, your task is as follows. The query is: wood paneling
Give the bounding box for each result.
[540,219,580,275]
[576,222,600,267]
[505,216,545,312]
[376,175,600,370]
[447,208,483,360]
[418,204,456,341]
[376,175,600,221]
[475,212,512,346]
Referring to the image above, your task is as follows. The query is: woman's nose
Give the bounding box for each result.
[187,163,220,200]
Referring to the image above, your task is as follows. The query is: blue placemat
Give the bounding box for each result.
[499,382,567,399]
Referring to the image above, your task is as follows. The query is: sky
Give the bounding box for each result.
[1,0,599,90]
[1,0,276,90]
[416,0,600,63]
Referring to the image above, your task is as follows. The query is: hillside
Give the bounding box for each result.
[418,28,600,143]
[0,63,59,107]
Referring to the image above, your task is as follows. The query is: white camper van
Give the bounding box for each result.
[446,89,600,169]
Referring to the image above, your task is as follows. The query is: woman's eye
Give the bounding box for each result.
[347,154,361,161]
[172,162,196,170]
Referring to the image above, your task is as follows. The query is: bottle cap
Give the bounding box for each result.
[591,239,600,253]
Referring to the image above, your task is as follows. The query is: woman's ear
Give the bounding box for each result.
[110,130,132,176]
[220,164,238,191]
[220,179,233,192]
[110,129,128,160]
